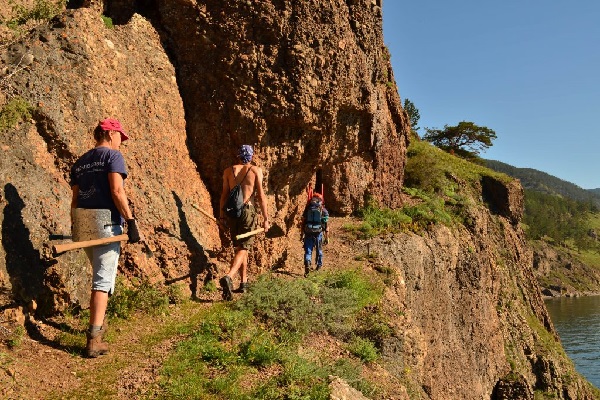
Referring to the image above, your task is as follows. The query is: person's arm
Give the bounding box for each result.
[108,172,134,220]
[255,167,270,231]
[322,208,329,244]
[109,172,140,243]
[70,185,79,227]
[219,169,230,222]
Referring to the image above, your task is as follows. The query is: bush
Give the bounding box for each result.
[6,325,25,348]
[7,0,64,27]
[101,15,114,29]
[0,97,33,132]
[347,336,379,362]
[237,270,383,338]
[159,271,385,399]
[106,279,169,319]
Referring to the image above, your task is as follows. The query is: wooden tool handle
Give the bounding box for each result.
[52,234,129,255]
[196,207,217,222]
[235,228,264,240]
[194,205,228,231]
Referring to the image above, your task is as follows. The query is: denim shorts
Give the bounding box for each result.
[84,225,122,294]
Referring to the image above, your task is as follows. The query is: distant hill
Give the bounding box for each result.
[485,159,600,206]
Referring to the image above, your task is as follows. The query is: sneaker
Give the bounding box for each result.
[219,276,234,301]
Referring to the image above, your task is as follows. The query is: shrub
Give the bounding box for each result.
[159,270,385,399]
[7,0,65,27]
[101,15,114,29]
[106,278,169,319]
[0,97,33,132]
[347,336,379,362]
[6,325,25,348]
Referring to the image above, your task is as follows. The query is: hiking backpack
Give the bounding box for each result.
[304,198,324,234]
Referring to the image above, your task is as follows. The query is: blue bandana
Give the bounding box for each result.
[238,145,254,164]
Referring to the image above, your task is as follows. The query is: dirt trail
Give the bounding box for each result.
[0,217,366,399]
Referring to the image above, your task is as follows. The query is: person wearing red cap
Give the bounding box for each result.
[301,192,329,277]
[69,118,140,357]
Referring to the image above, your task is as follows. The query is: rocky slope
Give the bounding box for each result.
[0,2,597,399]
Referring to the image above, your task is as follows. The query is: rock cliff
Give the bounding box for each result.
[0,1,596,399]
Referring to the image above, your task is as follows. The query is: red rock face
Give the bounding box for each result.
[151,0,409,214]
[0,9,220,312]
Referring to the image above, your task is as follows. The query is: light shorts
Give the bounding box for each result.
[84,225,122,294]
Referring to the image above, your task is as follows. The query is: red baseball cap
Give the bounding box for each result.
[99,118,129,141]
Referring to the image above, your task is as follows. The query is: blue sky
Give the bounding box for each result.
[382,1,600,189]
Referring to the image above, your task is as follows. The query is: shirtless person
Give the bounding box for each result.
[218,145,269,300]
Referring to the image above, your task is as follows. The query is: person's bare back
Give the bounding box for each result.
[219,146,269,233]
[224,164,259,204]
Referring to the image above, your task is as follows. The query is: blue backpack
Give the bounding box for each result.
[304,198,324,234]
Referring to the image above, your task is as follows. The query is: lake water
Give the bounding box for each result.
[545,296,600,389]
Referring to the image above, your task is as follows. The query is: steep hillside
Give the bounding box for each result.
[486,159,600,296]
[486,159,600,206]
[0,2,597,399]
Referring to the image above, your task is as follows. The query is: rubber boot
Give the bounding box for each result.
[304,261,311,277]
[86,329,109,358]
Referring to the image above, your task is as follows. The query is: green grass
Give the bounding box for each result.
[344,140,515,239]
[156,270,386,399]
[404,140,510,195]
[347,336,379,362]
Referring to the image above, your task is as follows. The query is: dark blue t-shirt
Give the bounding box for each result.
[70,147,128,223]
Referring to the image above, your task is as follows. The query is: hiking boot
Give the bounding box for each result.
[86,329,109,358]
[234,282,248,294]
[315,264,323,272]
[304,261,311,277]
[220,276,234,301]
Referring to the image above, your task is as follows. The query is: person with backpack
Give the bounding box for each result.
[218,144,270,300]
[301,192,329,277]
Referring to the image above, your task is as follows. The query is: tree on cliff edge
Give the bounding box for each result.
[423,121,496,161]
[403,98,420,136]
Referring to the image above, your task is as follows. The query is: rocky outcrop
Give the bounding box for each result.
[147,0,408,217]
[367,198,596,399]
[1,9,219,313]
[482,175,524,225]
[532,240,600,297]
